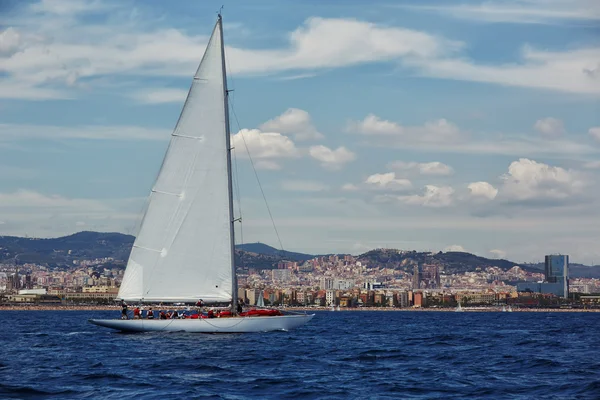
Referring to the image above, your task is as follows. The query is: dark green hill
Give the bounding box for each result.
[235,242,314,262]
[0,231,134,266]
[1,232,598,277]
[357,249,533,274]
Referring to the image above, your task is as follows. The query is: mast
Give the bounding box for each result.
[218,14,239,314]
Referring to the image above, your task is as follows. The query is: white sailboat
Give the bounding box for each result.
[90,15,314,333]
[455,300,464,312]
[256,291,265,307]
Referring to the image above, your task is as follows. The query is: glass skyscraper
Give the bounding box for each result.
[544,255,569,297]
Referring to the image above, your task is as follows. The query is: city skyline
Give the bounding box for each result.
[1,0,599,263]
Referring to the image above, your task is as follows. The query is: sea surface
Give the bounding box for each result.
[2,310,600,399]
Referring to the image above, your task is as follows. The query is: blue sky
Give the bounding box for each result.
[1,0,599,264]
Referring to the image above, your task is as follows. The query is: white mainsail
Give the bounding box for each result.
[118,18,234,303]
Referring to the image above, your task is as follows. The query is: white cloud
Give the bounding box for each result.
[399,185,454,207]
[489,249,507,259]
[350,114,462,144]
[0,189,109,210]
[0,123,169,141]
[231,129,299,170]
[0,27,20,55]
[130,88,187,104]
[1,13,455,100]
[350,115,598,156]
[500,158,584,201]
[281,180,328,192]
[253,160,282,171]
[342,183,359,191]
[388,161,454,176]
[0,189,141,237]
[309,145,356,170]
[365,172,412,191]
[227,17,457,73]
[2,5,598,100]
[444,245,466,252]
[397,0,600,24]
[468,181,498,200]
[534,117,565,138]
[583,160,600,169]
[29,0,114,16]
[260,108,323,141]
[408,46,600,95]
[589,127,600,142]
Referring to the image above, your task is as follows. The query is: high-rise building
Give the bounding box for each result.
[412,265,421,290]
[517,254,569,298]
[545,254,569,297]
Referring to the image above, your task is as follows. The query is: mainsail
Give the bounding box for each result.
[118,17,234,303]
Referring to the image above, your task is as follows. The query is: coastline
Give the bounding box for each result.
[0,305,599,312]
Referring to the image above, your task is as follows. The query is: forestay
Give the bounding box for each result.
[118,20,233,303]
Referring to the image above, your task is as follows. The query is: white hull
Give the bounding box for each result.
[89,314,314,333]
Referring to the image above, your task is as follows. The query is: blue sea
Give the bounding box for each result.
[2,310,600,399]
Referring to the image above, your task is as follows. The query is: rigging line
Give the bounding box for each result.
[224,41,284,255]
[229,104,285,254]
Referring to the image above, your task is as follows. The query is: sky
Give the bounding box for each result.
[0,0,599,264]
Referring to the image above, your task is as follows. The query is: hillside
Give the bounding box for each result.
[358,249,534,274]
[0,231,134,267]
[0,233,312,269]
[1,232,598,277]
[235,243,314,262]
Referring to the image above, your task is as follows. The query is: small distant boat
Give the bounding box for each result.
[455,301,464,312]
[329,305,335,312]
[502,305,507,312]
[507,305,513,312]
[336,305,341,311]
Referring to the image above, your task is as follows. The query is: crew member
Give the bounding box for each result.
[121,301,128,320]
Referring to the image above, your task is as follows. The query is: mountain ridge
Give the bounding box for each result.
[0,231,598,277]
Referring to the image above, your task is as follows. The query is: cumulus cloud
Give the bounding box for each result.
[489,249,507,259]
[468,181,498,200]
[0,27,21,55]
[399,185,454,207]
[534,117,565,138]
[309,145,356,170]
[253,160,282,171]
[260,108,323,141]
[388,161,454,176]
[349,114,462,144]
[583,160,600,169]
[281,180,328,192]
[365,172,412,191]
[342,183,359,191]
[349,115,598,156]
[589,127,600,143]
[231,129,299,170]
[500,158,583,201]
[444,244,466,252]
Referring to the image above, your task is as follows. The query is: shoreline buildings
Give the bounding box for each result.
[517,255,569,298]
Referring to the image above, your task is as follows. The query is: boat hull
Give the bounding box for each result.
[89,314,315,333]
